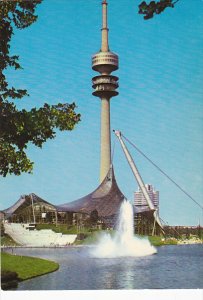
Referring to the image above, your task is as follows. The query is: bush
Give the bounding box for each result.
[1,223,5,236]
[1,270,18,282]
[0,234,19,246]
[76,233,88,240]
[1,271,19,290]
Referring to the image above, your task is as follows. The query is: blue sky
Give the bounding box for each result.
[1,0,203,226]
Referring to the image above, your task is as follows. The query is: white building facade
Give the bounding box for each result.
[134,184,159,211]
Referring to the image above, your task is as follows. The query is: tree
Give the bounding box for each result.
[138,0,179,19]
[0,0,80,177]
[89,210,99,226]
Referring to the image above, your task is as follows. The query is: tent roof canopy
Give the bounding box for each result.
[57,165,126,217]
[4,193,56,215]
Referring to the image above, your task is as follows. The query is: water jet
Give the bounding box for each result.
[91,200,157,258]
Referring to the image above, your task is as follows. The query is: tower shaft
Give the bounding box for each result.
[92,0,119,183]
[100,97,111,181]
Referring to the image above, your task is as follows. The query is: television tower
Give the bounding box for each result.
[92,0,119,183]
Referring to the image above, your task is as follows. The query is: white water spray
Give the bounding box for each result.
[91,200,157,258]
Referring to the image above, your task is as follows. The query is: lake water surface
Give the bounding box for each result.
[8,244,203,290]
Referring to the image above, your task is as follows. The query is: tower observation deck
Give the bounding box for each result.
[92,0,119,183]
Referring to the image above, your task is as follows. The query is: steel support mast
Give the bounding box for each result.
[113,130,164,234]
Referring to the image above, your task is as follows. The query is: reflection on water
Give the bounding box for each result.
[7,244,203,290]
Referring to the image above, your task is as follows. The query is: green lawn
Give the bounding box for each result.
[36,223,102,236]
[36,223,85,234]
[1,252,59,281]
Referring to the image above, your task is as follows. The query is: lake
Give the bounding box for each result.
[6,244,203,290]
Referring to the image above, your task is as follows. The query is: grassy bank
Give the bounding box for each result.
[1,252,59,283]
[36,223,74,234]
[75,229,116,245]
[35,224,179,246]
[76,231,178,246]
[34,224,178,246]
[1,234,19,246]
[36,223,101,242]
[148,235,177,246]
[2,222,178,247]
[36,223,91,235]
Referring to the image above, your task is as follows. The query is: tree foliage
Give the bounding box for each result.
[89,210,99,225]
[138,0,179,19]
[0,0,80,177]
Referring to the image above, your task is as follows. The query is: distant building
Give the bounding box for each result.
[133,184,161,235]
[134,184,159,211]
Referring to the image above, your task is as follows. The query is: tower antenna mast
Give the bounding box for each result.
[101,0,109,52]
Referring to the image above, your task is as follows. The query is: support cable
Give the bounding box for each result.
[122,134,203,210]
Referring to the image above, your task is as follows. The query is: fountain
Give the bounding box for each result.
[91,200,157,258]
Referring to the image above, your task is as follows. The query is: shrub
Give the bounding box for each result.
[1,271,19,290]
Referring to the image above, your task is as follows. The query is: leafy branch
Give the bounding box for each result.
[138,0,179,20]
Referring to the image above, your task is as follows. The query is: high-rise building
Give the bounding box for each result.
[92,0,119,183]
[134,184,159,210]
